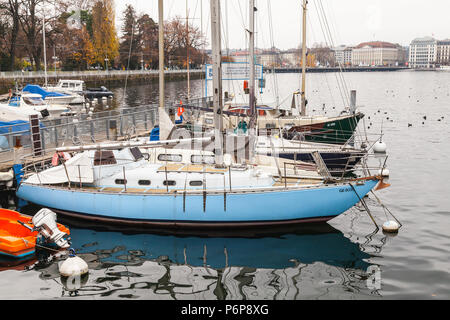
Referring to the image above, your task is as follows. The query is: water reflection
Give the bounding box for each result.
[0,197,389,299]
[2,216,384,299]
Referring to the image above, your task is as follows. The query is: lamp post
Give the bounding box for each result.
[52,55,58,74]
[104,57,109,72]
[52,46,57,74]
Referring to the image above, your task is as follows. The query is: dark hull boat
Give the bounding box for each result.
[274,150,365,176]
[255,136,367,176]
[284,112,365,145]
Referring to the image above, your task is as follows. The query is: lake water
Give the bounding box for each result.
[0,70,449,300]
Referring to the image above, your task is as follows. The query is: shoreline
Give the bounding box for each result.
[0,70,203,95]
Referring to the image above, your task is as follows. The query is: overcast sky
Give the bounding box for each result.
[114,0,449,49]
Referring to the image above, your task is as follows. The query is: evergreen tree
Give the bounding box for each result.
[119,4,140,70]
[137,13,158,69]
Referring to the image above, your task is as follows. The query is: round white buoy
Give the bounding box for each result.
[382,220,400,233]
[59,249,89,278]
[59,249,89,293]
[377,168,390,177]
[373,140,387,153]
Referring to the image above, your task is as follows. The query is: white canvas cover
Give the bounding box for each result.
[26,152,94,185]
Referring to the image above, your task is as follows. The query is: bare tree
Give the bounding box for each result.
[0,0,21,70]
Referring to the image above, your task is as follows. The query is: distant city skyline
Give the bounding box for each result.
[114,0,450,50]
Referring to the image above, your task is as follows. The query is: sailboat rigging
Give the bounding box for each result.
[15,0,386,230]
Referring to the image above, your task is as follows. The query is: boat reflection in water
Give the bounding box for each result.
[17,214,382,299]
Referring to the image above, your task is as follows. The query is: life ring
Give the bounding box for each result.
[51,152,71,166]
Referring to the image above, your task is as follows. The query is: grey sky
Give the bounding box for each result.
[114,0,449,49]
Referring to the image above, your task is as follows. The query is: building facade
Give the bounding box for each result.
[437,40,450,66]
[333,45,353,66]
[409,37,437,68]
[279,49,300,67]
[351,41,401,66]
[258,50,282,68]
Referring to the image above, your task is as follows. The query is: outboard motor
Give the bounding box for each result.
[31,208,70,248]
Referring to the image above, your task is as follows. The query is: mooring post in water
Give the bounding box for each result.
[144,112,148,130]
[107,96,113,108]
[97,97,103,108]
[350,90,357,114]
[348,90,357,147]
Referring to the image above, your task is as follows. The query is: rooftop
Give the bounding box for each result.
[355,41,398,49]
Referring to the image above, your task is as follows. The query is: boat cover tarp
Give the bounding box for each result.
[0,120,31,134]
[0,120,45,150]
[26,152,94,185]
[23,85,68,98]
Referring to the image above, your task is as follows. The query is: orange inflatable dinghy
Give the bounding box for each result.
[0,209,70,259]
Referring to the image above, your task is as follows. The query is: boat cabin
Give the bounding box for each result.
[51,80,86,93]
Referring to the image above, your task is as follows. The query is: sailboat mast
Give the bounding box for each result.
[210,0,224,165]
[300,0,308,116]
[186,0,190,100]
[158,0,165,113]
[248,0,257,129]
[42,15,48,87]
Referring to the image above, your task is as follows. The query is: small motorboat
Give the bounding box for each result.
[23,84,85,106]
[0,92,71,122]
[0,208,70,259]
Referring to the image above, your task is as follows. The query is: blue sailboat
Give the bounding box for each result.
[16,0,387,230]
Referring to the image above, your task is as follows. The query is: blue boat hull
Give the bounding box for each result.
[16,180,379,228]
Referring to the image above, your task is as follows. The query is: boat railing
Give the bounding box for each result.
[0,96,212,164]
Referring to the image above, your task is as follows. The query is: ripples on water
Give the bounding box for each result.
[0,71,449,300]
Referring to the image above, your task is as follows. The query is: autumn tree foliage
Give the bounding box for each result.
[0,0,206,71]
[91,0,119,69]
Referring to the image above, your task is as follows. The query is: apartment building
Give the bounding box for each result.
[409,37,437,68]
[333,45,353,66]
[351,41,401,66]
[437,40,450,66]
